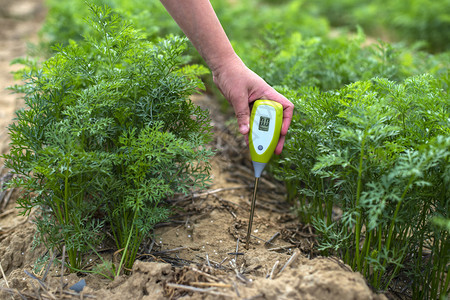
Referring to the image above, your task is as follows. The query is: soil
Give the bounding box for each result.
[0,1,389,299]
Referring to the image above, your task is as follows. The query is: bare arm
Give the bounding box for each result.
[160,0,294,154]
[159,0,235,73]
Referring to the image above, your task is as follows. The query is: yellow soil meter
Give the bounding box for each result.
[246,100,283,249]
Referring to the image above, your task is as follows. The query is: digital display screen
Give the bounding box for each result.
[258,116,270,132]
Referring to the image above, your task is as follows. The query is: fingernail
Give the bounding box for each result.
[239,124,249,134]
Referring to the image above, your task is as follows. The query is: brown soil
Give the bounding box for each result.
[0,1,388,299]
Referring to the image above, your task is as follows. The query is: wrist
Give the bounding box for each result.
[208,52,245,77]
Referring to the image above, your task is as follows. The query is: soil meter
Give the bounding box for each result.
[246,100,283,249]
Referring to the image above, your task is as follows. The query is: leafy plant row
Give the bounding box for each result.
[245,12,449,298]
[273,76,449,299]
[301,0,450,52]
[4,5,213,275]
[244,28,450,92]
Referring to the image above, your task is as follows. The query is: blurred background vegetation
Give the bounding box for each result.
[39,0,450,52]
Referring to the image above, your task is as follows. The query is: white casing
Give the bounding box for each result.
[251,104,277,155]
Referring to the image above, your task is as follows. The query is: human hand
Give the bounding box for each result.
[211,55,294,155]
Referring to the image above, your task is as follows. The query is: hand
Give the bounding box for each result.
[212,55,294,155]
[159,1,293,153]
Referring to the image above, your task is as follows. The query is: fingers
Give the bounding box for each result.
[281,102,294,136]
[233,99,251,135]
[262,91,294,154]
[267,92,294,136]
[274,135,285,155]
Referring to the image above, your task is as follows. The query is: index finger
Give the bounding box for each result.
[271,95,294,154]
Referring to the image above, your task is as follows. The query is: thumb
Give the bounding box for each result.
[233,99,250,135]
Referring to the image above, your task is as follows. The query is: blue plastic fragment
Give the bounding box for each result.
[69,279,86,293]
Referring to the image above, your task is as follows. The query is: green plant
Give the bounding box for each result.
[304,0,450,52]
[371,0,450,52]
[245,26,450,93]
[250,29,403,91]
[3,4,213,274]
[39,0,180,54]
[275,74,449,298]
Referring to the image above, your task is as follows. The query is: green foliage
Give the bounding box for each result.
[40,0,180,51]
[246,29,401,91]
[3,4,213,273]
[213,0,329,45]
[246,27,450,92]
[275,75,449,298]
[305,0,450,52]
[376,0,450,52]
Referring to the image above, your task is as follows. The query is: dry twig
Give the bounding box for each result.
[166,283,233,298]
[276,249,300,278]
[0,188,14,212]
[267,245,294,252]
[206,254,211,267]
[0,209,15,218]
[265,232,280,246]
[269,261,279,280]
[189,282,231,288]
[42,250,56,282]
[150,246,186,255]
[234,238,240,263]
[0,261,9,289]
[192,186,248,198]
[190,267,221,282]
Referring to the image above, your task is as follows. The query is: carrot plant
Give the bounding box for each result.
[3,4,213,273]
[275,74,449,298]
[39,0,179,50]
[245,27,449,93]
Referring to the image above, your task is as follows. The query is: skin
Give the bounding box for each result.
[160,0,294,154]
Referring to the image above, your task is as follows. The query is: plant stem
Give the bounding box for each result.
[116,206,139,277]
[362,230,372,277]
[373,224,382,288]
[354,135,366,271]
[384,176,414,265]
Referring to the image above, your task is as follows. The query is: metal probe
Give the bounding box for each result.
[245,177,259,249]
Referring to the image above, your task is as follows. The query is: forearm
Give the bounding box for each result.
[160,0,294,150]
[159,0,240,72]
